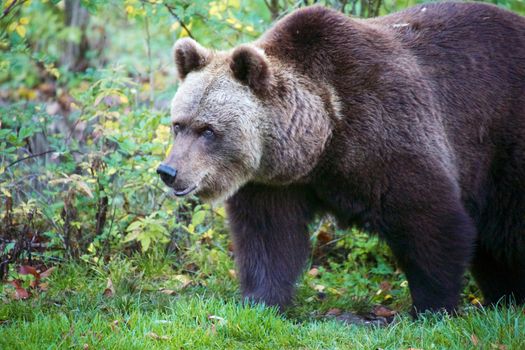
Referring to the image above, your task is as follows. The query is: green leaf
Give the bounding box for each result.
[192,210,206,227]
[18,126,33,140]
[126,220,143,232]
[124,229,141,242]
[141,236,151,252]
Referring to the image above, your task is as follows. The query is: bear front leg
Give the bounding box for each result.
[382,171,477,315]
[225,184,316,310]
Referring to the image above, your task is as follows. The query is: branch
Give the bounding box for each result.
[6,150,55,169]
[0,0,25,21]
[164,4,194,39]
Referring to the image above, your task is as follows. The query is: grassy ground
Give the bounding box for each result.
[1,254,524,350]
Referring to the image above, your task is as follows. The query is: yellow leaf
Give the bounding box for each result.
[19,17,29,25]
[119,95,129,104]
[1,188,11,198]
[170,22,180,32]
[229,0,240,9]
[245,25,254,32]
[179,28,189,38]
[226,17,236,25]
[45,64,60,79]
[313,284,325,292]
[3,0,14,9]
[76,181,93,198]
[15,25,26,38]
[156,125,170,140]
[234,23,242,30]
[471,298,482,305]
[179,21,192,38]
[7,22,17,32]
[208,3,222,19]
[125,5,134,14]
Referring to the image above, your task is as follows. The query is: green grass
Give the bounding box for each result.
[1,256,524,350]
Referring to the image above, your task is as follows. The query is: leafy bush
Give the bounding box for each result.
[0,0,523,306]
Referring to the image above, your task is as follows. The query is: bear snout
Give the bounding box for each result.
[156,164,178,186]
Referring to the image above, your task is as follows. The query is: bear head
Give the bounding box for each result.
[159,38,338,202]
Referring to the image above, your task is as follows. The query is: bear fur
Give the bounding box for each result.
[160,2,525,314]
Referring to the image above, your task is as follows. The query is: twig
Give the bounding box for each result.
[5,150,55,169]
[164,4,194,39]
[0,0,25,21]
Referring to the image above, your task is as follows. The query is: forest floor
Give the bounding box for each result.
[1,256,524,350]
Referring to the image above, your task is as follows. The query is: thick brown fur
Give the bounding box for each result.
[161,2,525,314]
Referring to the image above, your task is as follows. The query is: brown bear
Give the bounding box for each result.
[157,2,525,314]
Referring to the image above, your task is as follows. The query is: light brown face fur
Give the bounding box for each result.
[162,38,337,201]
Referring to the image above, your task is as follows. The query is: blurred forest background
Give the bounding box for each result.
[1,0,525,316]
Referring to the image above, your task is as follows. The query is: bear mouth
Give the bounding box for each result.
[173,184,197,197]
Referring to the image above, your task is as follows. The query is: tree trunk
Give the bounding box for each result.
[62,0,90,71]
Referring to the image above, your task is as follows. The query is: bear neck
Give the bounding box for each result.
[255,67,340,185]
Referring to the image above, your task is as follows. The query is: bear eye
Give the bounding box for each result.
[173,123,181,134]
[201,128,215,139]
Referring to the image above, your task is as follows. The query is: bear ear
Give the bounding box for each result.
[230,46,270,93]
[173,38,210,80]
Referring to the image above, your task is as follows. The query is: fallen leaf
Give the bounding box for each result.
[103,278,115,297]
[146,332,171,340]
[228,269,237,279]
[83,344,89,350]
[10,280,29,300]
[471,333,480,347]
[159,288,177,295]
[40,267,56,279]
[372,305,397,317]
[174,274,192,289]
[208,315,226,323]
[379,281,392,292]
[491,344,507,350]
[313,284,325,292]
[39,282,49,291]
[19,265,39,278]
[326,308,342,316]
[308,267,319,277]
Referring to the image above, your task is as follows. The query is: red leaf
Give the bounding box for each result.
[10,281,30,300]
[10,280,22,289]
[308,267,320,277]
[39,267,55,279]
[15,288,30,300]
[19,265,39,278]
[372,305,397,317]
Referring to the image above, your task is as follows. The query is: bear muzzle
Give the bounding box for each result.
[157,164,177,185]
[156,163,198,197]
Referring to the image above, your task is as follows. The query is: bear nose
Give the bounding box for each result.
[156,164,178,186]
